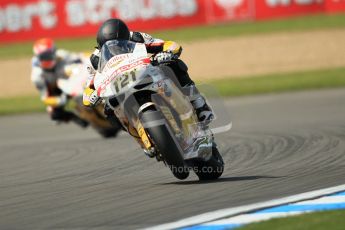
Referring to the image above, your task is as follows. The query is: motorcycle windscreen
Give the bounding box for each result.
[151,71,232,159]
[179,83,233,135]
[151,80,198,152]
[180,83,233,159]
[148,68,213,159]
[99,40,137,72]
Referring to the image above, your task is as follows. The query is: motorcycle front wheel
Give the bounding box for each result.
[140,109,189,180]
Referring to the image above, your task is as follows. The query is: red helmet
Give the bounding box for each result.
[33,38,57,70]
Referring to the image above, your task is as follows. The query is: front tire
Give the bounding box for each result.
[140,110,189,180]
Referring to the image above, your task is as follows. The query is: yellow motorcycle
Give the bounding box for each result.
[58,62,121,138]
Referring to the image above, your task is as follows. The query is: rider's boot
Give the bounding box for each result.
[167,60,214,123]
[191,95,214,123]
[187,83,214,123]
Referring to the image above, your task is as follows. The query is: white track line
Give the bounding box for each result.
[144,184,345,230]
[203,211,305,225]
[296,196,345,205]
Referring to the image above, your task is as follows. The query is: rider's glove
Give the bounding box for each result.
[153,51,177,64]
[83,87,100,107]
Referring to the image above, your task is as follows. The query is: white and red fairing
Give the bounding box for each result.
[94,42,150,98]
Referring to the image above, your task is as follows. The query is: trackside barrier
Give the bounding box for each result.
[0,0,344,44]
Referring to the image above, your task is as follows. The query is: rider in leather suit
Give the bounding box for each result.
[31,38,88,127]
[83,18,213,125]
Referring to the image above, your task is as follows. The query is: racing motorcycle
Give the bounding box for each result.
[93,40,224,180]
[57,62,121,138]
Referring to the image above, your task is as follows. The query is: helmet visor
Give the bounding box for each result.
[38,50,55,61]
[38,50,56,69]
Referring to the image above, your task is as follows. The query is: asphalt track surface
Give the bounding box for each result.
[1,89,345,230]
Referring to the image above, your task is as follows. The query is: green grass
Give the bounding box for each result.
[239,210,345,230]
[1,67,344,115]
[155,13,345,42]
[1,14,345,59]
[0,95,44,115]
[209,67,345,97]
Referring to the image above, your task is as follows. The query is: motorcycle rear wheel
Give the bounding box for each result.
[192,145,224,181]
[96,127,121,138]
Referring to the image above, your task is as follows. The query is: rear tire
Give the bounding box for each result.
[192,146,224,181]
[141,110,189,180]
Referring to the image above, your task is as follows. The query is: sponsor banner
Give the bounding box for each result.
[255,0,325,19]
[0,0,345,44]
[324,0,345,12]
[0,0,207,43]
[0,0,254,44]
[204,0,254,23]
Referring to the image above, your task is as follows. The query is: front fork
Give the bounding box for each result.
[136,102,156,150]
[113,101,155,152]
